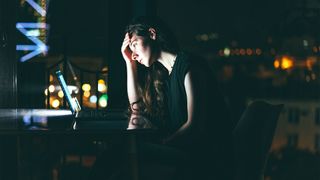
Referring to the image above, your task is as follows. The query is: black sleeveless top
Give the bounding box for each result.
[165,52,232,149]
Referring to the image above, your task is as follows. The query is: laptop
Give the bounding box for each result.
[55,70,128,130]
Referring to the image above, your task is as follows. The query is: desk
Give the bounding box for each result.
[0,109,156,180]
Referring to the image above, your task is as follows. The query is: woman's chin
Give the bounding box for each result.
[143,62,151,67]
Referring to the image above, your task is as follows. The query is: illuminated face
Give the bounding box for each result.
[129,34,155,67]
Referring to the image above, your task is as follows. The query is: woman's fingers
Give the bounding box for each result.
[121,34,134,63]
[121,38,129,49]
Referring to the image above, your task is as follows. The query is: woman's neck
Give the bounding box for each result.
[157,51,177,74]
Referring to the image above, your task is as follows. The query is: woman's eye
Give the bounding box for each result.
[133,43,137,47]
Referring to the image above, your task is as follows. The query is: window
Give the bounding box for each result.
[288,108,300,124]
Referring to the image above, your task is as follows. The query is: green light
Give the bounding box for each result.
[101,94,108,101]
[98,94,108,108]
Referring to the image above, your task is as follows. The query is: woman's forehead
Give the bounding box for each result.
[130,34,145,42]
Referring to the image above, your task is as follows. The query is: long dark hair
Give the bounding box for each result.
[125,16,179,128]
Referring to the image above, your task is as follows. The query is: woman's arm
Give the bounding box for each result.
[164,71,195,143]
[121,33,141,111]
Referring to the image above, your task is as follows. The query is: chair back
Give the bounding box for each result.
[233,100,284,180]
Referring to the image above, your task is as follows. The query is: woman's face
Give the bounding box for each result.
[129,33,155,67]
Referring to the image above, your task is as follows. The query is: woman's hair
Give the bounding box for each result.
[125,16,178,129]
[125,16,179,55]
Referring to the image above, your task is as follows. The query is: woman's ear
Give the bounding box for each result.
[149,28,156,40]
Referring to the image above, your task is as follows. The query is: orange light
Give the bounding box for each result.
[98,79,105,85]
[49,75,53,82]
[274,60,280,69]
[281,56,294,69]
[306,57,316,70]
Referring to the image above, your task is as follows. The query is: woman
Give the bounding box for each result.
[122,16,234,180]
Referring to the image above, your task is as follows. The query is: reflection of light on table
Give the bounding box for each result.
[0,109,71,118]
[19,109,72,126]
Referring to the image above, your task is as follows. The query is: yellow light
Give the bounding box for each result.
[49,74,53,82]
[281,56,294,69]
[98,79,105,85]
[52,99,60,108]
[49,85,55,93]
[223,48,231,57]
[58,90,64,98]
[82,84,91,92]
[84,91,91,98]
[44,88,48,96]
[274,60,280,69]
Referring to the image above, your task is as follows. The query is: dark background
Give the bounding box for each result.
[1,0,320,180]
[0,0,320,123]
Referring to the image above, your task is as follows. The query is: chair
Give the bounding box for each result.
[233,100,284,180]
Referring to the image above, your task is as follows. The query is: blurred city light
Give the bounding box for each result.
[48,85,55,93]
[90,95,97,103]
[98,94,108,108]
[52,99,60,108]
[281,56,294,70]
[82,83,91,92]
[58,90,64,98]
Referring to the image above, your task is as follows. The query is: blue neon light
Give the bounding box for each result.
[16,22,48,29]
[16,0,49,62]
[16,23,49,62]
[25,0,46,16]
[26,30,40,37]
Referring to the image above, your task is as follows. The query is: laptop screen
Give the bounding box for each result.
[56,70,78,114]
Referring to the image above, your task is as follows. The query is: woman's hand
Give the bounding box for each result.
[121,33,134,64]
[127,113,153,130]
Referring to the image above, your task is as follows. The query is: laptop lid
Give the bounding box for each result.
[55,70,80,114]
